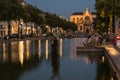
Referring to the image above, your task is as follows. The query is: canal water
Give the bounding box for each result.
[0,38,115,80]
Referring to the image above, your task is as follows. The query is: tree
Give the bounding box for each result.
[94,0,120,33]
[45,12,77,31]
[0,0,77,37]
[0,0,24,21]
[0,0,25,35]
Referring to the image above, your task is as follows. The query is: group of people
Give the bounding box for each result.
[83,33,106,47]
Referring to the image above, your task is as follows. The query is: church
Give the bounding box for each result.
[70,8,96,33]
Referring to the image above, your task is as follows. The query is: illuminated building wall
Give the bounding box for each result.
[70,8,96,33]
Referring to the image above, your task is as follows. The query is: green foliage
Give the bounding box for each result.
[0,0,24,21]
[0,0,77,31]
[45,13,77,31]
[94,0,120,33]
[23,5,43,25]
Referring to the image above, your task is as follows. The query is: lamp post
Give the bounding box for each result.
[18,23,22,38]
[18,19,23,38]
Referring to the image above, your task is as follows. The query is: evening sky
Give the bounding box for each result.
[25,0,95,19]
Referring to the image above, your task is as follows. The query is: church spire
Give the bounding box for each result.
[86,8,89,12]
[84,8,91,15]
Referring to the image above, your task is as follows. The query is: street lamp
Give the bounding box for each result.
[18,19,23,38]
[18,23,21,38]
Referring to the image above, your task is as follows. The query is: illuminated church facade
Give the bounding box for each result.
[70,8,96,33]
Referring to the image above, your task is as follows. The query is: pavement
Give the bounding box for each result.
[104,43,120,80]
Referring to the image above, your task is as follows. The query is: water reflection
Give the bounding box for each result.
[59,39,63,57]
[25,40,30,60]
[0,40,44,80]
[45,40,49,60]
[2,43,7,62]
[18,41,24,65]
[0,38,116,80]
[38,40,41,58]
[102,56,105,63]
[11,42,19,63]
[0,40,44,64]
[51,38,60,80]
[76,51,104,64]
[76,51,114,80]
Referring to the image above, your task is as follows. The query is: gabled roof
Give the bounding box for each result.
[71,12,96,15]
[72,12,83,15]
[71,8,96,16]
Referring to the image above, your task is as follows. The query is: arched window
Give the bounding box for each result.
[85,16,91,25]
[80,26,82,30]
[80,18,83,23]
[77,18,79,23]
[73,18,75,22]
[85,16,90,21]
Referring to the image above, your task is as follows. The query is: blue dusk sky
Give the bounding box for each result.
[25,0,95,19]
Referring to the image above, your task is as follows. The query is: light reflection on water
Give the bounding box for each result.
[38,40,41,58]
[45,40,49,60]
[18,41,24,65]
[25,40,30,60]
[0,38,115,80]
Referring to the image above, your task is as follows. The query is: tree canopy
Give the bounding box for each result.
[94,0,120,33]
[0,0,77,31]
[0,0,24,21]
[45,13,77,31]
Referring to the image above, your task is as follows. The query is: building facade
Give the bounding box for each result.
[0,21,8,38]
[0,20,39,39]
[70,8,96,33]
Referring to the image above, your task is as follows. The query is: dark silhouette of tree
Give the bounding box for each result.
[0,0,77,35]
[94,0,120,33]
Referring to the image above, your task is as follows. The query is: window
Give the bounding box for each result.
[80,18,83,23]
[77,18,79,23]
[73,18,75,22]
[85,16,91,25]
[85,16,90,20]
[80,26,82,30]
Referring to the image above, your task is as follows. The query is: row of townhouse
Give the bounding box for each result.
[0,20,40,38]
[0,20,65,39]
[0,21,9,38]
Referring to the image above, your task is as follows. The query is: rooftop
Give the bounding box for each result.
[71,8,96,16]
